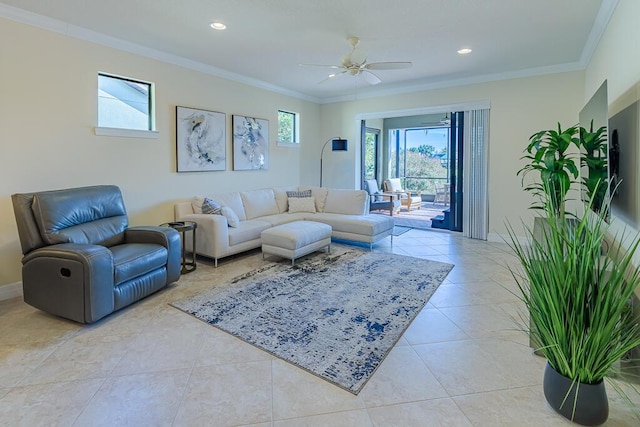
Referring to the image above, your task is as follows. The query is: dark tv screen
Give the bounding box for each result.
[579,80,609,216]
[609,100,640,228]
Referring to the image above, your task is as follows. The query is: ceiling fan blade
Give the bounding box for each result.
[299,63,342,69]
[361,70,382,85]
[365,61,412,70]
[318,70,348,84]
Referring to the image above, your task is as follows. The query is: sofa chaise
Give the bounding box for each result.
[174,186,394,266]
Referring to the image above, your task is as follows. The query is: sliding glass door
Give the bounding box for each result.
[448,112,464,232]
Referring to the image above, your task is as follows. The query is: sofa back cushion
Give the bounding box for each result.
[212,192,247,221]
[323,189,368,215]
[273,186,297,213]
[299,186,329,212]
[240,188,279,220]
[31,185,128,247]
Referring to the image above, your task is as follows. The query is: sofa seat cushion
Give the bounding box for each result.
[258,213,307,227]
[228,219,271,246]
[309,213,394,236]
[111,243,168,285]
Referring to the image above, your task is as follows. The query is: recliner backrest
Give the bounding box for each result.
[12,185,128,255]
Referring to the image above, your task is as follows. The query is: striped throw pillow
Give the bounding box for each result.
[286,189,312,198]
[201,197,222,215]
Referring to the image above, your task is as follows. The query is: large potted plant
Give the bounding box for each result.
[510,123,640,425]
[518,123,580,218]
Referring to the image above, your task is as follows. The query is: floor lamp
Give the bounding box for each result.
[320,138,348,187]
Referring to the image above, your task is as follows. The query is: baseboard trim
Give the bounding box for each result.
[487,232,530,246]
[0,281,23,301]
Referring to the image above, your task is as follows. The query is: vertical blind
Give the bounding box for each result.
[463,109,489,240]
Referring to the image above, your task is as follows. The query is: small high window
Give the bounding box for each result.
[97,73,155,132]
[278,110,299,146]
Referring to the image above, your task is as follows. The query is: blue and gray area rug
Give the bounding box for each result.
[171,250,453,394]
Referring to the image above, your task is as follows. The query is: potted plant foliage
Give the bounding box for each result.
[509,123,640,425]
[517,123,580,218]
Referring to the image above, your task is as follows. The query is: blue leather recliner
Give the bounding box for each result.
[11,185,181,323]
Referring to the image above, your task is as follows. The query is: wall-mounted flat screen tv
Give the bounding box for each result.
[579,80,609,216]
[609,100,640,229]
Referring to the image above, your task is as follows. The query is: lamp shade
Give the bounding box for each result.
[331,138,348,151]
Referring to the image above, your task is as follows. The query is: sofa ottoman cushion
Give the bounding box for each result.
[261,221,332,264]
[261,221,331,250]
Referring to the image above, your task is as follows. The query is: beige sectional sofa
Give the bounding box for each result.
[174,186,394,266]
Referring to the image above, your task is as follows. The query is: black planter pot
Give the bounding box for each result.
[543,362,609,426]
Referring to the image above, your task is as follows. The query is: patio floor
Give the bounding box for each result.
[371,202,449,229]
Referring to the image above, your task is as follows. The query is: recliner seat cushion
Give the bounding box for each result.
[111,243,168,285]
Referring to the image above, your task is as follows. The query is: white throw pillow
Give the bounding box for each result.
[288,196,316,213]
[220,206,240,227]
[191,196,205,214]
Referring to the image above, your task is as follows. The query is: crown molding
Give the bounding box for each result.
[579,0,619,68]
[1,1,617,106]
[320,62,584,104]
[0,3,320,104]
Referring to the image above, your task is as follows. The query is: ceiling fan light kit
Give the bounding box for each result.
[300,36,412,85]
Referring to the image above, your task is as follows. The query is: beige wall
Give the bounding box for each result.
[0,18,320,287]
[311,72,585,239]
[584,0,640,285]
[585,0,640,107]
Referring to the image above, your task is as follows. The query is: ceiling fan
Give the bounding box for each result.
[300,36,412,85]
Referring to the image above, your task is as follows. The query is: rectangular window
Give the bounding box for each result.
[97,73,154,132]
[277,110,299,146]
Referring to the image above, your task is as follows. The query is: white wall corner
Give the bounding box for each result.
[0,281,23,301]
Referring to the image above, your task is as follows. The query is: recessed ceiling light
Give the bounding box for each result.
[457,48,472,55]
[210,22,226,30]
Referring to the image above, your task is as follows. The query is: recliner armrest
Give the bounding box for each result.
[125,226,181,283]
[22,243,115,323]
[125,226,179,247]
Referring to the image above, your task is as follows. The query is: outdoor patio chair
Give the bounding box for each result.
[384,178,422,211]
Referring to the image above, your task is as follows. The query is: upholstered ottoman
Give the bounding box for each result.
[261,221,332,265]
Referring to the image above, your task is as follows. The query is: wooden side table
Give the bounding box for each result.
[160,221,197,274]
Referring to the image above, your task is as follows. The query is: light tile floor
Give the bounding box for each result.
[1,228,639,426]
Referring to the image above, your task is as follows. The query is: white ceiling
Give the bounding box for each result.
[0,0,614,103]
